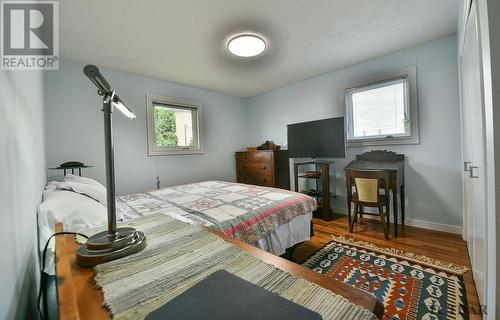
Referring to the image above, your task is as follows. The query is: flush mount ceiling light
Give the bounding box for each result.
[227,34,266,57]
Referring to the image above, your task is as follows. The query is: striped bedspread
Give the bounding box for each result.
[118,181,317,243]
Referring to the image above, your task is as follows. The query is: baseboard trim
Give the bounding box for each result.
[332,207,462,235]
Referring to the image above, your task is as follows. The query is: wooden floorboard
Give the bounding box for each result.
[293,214,482,320]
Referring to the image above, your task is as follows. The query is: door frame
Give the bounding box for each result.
[458,0,499,317]
[458,0,488,309]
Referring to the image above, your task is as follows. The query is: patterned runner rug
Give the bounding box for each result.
[78,214,377,320]
[302,236,469,320]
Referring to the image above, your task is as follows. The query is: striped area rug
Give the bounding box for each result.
[78,214,377,320]
[302,236,469,320]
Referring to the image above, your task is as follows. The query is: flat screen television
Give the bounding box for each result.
[287,117,345,158]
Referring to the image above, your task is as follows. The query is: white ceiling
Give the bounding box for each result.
[60,0,457,97]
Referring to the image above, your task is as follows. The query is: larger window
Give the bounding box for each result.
[147,94,202,155]
[343,67,419,146]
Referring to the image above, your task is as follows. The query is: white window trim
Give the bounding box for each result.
[146,94,203,156]
[341,67,419,147]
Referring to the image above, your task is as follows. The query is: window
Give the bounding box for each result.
[147,94,202,155]
[343,67,419,146]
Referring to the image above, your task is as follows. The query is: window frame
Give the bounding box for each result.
[146,94,203,156]
[341,67,419,147]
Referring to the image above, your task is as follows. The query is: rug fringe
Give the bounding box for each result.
[331,235,469,275]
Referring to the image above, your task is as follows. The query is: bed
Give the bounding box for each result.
[42,177,384,319]
[117,180,317,255]
[38,176,317,273]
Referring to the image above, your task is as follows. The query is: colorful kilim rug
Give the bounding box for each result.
[302,236,470,320]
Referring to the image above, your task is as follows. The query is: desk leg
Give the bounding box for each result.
[392,187,398,237]
[401,185,405,226]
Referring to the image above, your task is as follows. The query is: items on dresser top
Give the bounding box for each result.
[256,140,281,151]
[235,149,290,189]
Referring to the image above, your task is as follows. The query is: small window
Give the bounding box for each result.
[343,67,419,146]
[147,94,202,155]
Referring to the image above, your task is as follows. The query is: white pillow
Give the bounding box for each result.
[57,181,107,206]
[38,188,108,275]
[55,180,125,220]
[64,174,106,192]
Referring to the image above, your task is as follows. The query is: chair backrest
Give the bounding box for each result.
[346,169,390,204]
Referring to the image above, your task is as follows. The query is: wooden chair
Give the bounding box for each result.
[346,169,391,240]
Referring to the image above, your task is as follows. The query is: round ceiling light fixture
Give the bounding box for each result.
[227,34,266,57]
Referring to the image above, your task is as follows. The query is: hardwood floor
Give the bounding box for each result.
[293,214,482,320]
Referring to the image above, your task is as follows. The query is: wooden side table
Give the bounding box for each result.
[293,160,334,221]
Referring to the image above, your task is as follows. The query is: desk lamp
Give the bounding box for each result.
[76,65,146,267]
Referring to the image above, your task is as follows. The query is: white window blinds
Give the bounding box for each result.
[346,76,410,140]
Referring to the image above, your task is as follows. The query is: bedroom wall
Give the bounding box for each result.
[0,70,46,319]
[243,34,463,231]
[44,60,247,194]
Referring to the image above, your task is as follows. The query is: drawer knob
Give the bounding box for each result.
[262,166,266,169]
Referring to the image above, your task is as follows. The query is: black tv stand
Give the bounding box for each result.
[293,160,334,221]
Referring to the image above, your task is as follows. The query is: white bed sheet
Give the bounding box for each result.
[253,212,312,256]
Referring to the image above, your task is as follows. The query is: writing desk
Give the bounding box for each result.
[344,155,405,236]
[54,223,383,320]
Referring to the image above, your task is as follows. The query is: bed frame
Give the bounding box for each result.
[54,223,384,319]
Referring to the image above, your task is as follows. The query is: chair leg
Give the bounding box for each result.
[359,205,363,219]
[349,204,358,233]
[386,205,390,230]
[379,205,389,240]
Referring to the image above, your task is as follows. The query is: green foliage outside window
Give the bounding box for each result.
[155,107,178,146]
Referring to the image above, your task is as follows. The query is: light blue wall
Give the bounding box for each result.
[45,36,462,228]
[45,60,247,193]
[244,35,462,228]
[0,70,46,319]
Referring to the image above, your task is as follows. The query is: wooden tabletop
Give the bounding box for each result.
[55,224,384,320]
[345,160,404,171]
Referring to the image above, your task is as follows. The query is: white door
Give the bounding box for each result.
[459,0,487,310]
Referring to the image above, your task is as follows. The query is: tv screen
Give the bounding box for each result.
[287,117,345,158]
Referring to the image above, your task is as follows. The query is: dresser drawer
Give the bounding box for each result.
[236,151,273,163]
[238,174,273,187]
[237,162,272,173]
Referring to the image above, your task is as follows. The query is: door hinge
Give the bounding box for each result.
[480,304,487,314]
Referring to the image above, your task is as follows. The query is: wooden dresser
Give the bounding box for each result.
[235,150,290,189]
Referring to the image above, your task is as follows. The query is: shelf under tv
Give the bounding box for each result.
[298,175,321,180]
[293,161,334,221]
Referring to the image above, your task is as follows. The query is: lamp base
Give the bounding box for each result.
[76,227,146,267]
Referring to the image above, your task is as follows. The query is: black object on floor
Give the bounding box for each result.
[146,270,323,320]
